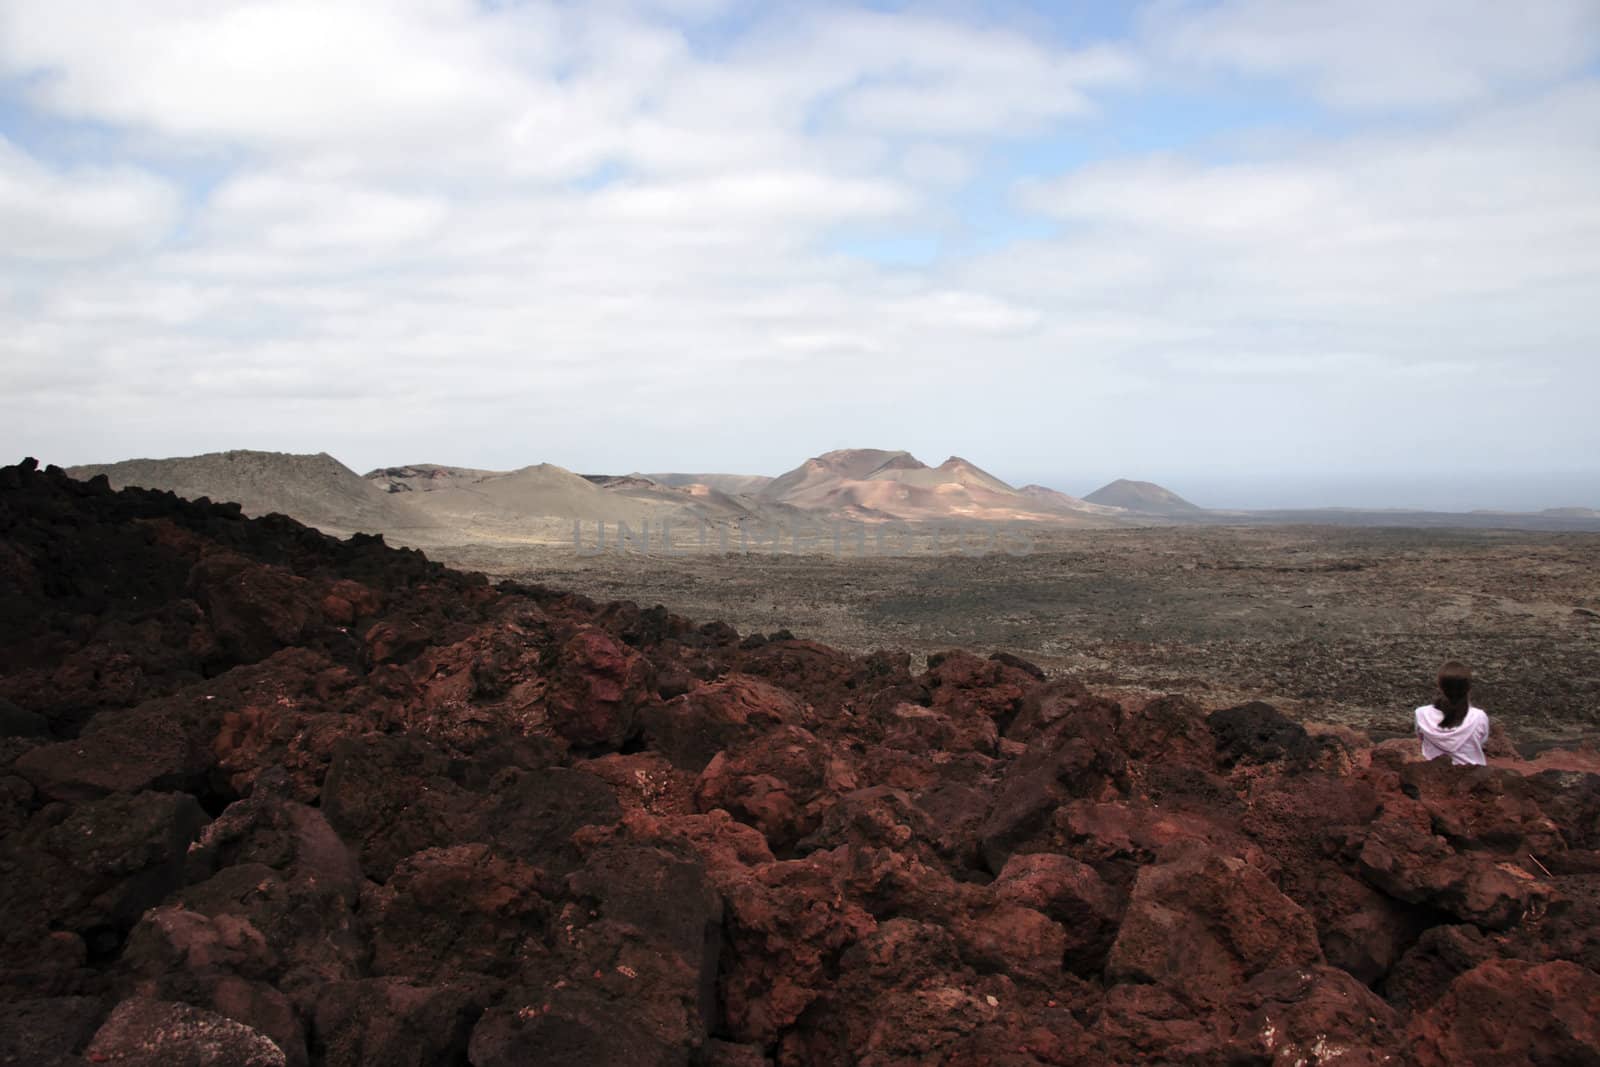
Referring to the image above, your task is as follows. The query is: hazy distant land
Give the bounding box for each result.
[64,448,1600,546]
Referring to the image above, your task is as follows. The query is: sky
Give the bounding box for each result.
[2,0,1598,510]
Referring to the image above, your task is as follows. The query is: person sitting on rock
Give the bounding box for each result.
[1414,660,1490,765]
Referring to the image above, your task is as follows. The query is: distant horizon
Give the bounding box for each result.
[43,442,1598,515]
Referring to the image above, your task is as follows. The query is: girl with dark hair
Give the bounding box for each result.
[1414,661,1490,765]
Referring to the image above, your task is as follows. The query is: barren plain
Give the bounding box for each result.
[432,523,1600,746]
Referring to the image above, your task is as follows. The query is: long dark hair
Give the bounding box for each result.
[1433,661,1472,729]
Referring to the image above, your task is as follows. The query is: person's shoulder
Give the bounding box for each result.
[1414,704,1436,721]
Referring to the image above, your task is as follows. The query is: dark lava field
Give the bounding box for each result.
[436,524,1600,747]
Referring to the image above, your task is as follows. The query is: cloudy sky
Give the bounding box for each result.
[2,0,1598,509]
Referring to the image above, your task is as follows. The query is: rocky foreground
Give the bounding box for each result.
[1,457,1598,1066]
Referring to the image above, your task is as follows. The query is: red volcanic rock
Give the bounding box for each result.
[1118,693,1215,770]
[1234,771,1423,984]
[1493,862,1600,976]
[1092,983,1223,1063]
[554,841,726,1053]
[403,631,547,750]
[319,735,492,880]
[84,996,288,1066]
[956,901,1068,985]
[124,903,280,982]
[206,650,361,800]
[695,726,852,853]
[717,855,877,1044]
[879,699,1000,756]
[5,460,1600,1065]
[1484,719,1523,760]
[1093,942,1405,1063]
[731,637,869,699]
[1398,758,1568,859]
[1347,805,1557,930]
[1382,922,1498,1013]
[923,648,1039,733]
[776,915,1088,1066]
[1052,796,1272,893]
[1526,769,1600,852]
[544,626,655,750]
[158,785,368,1003]
[364,619,432,665]
[363,844,549,982]
[580,751,695,815]
[979,699,1129,872]
[1220,966,1405,1065]
[322,579,382,624]
[320,736,619,880]
[189,551,319,663]
[124,961,308,1066]
[990,852,1122,973]
[988,650,1047,680]
[1105,852,1322,1003]
[1003,677,1092,743]
[640,673,808,771]
[1304,864,1425,987]
[320,593,356,626]
[1407,959,1600,1066]
[0,772,31,836]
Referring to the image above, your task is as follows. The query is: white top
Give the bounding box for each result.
[1414,704,1490,766]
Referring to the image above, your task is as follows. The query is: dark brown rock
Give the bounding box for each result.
[1208,700,1325,768]
[468,990,687,1067]
[0,996,108,1066]
[1407,959,1600,1066]
[363,844,548,982]
[1381,922,1497,1013]
[1,791,207,950]
[188,552,318,665]
[309,979,490,1067]
[1106,852,1322,1004]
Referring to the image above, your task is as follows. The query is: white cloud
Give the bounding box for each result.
[204,173,453,252]
[1014,82,1600,317]
[0,138,178,260]
[1147,0,1600,110]
[779,10,1140,137]
[590,170,914,226]
[898,144,975,187]
[0,0,547,152]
